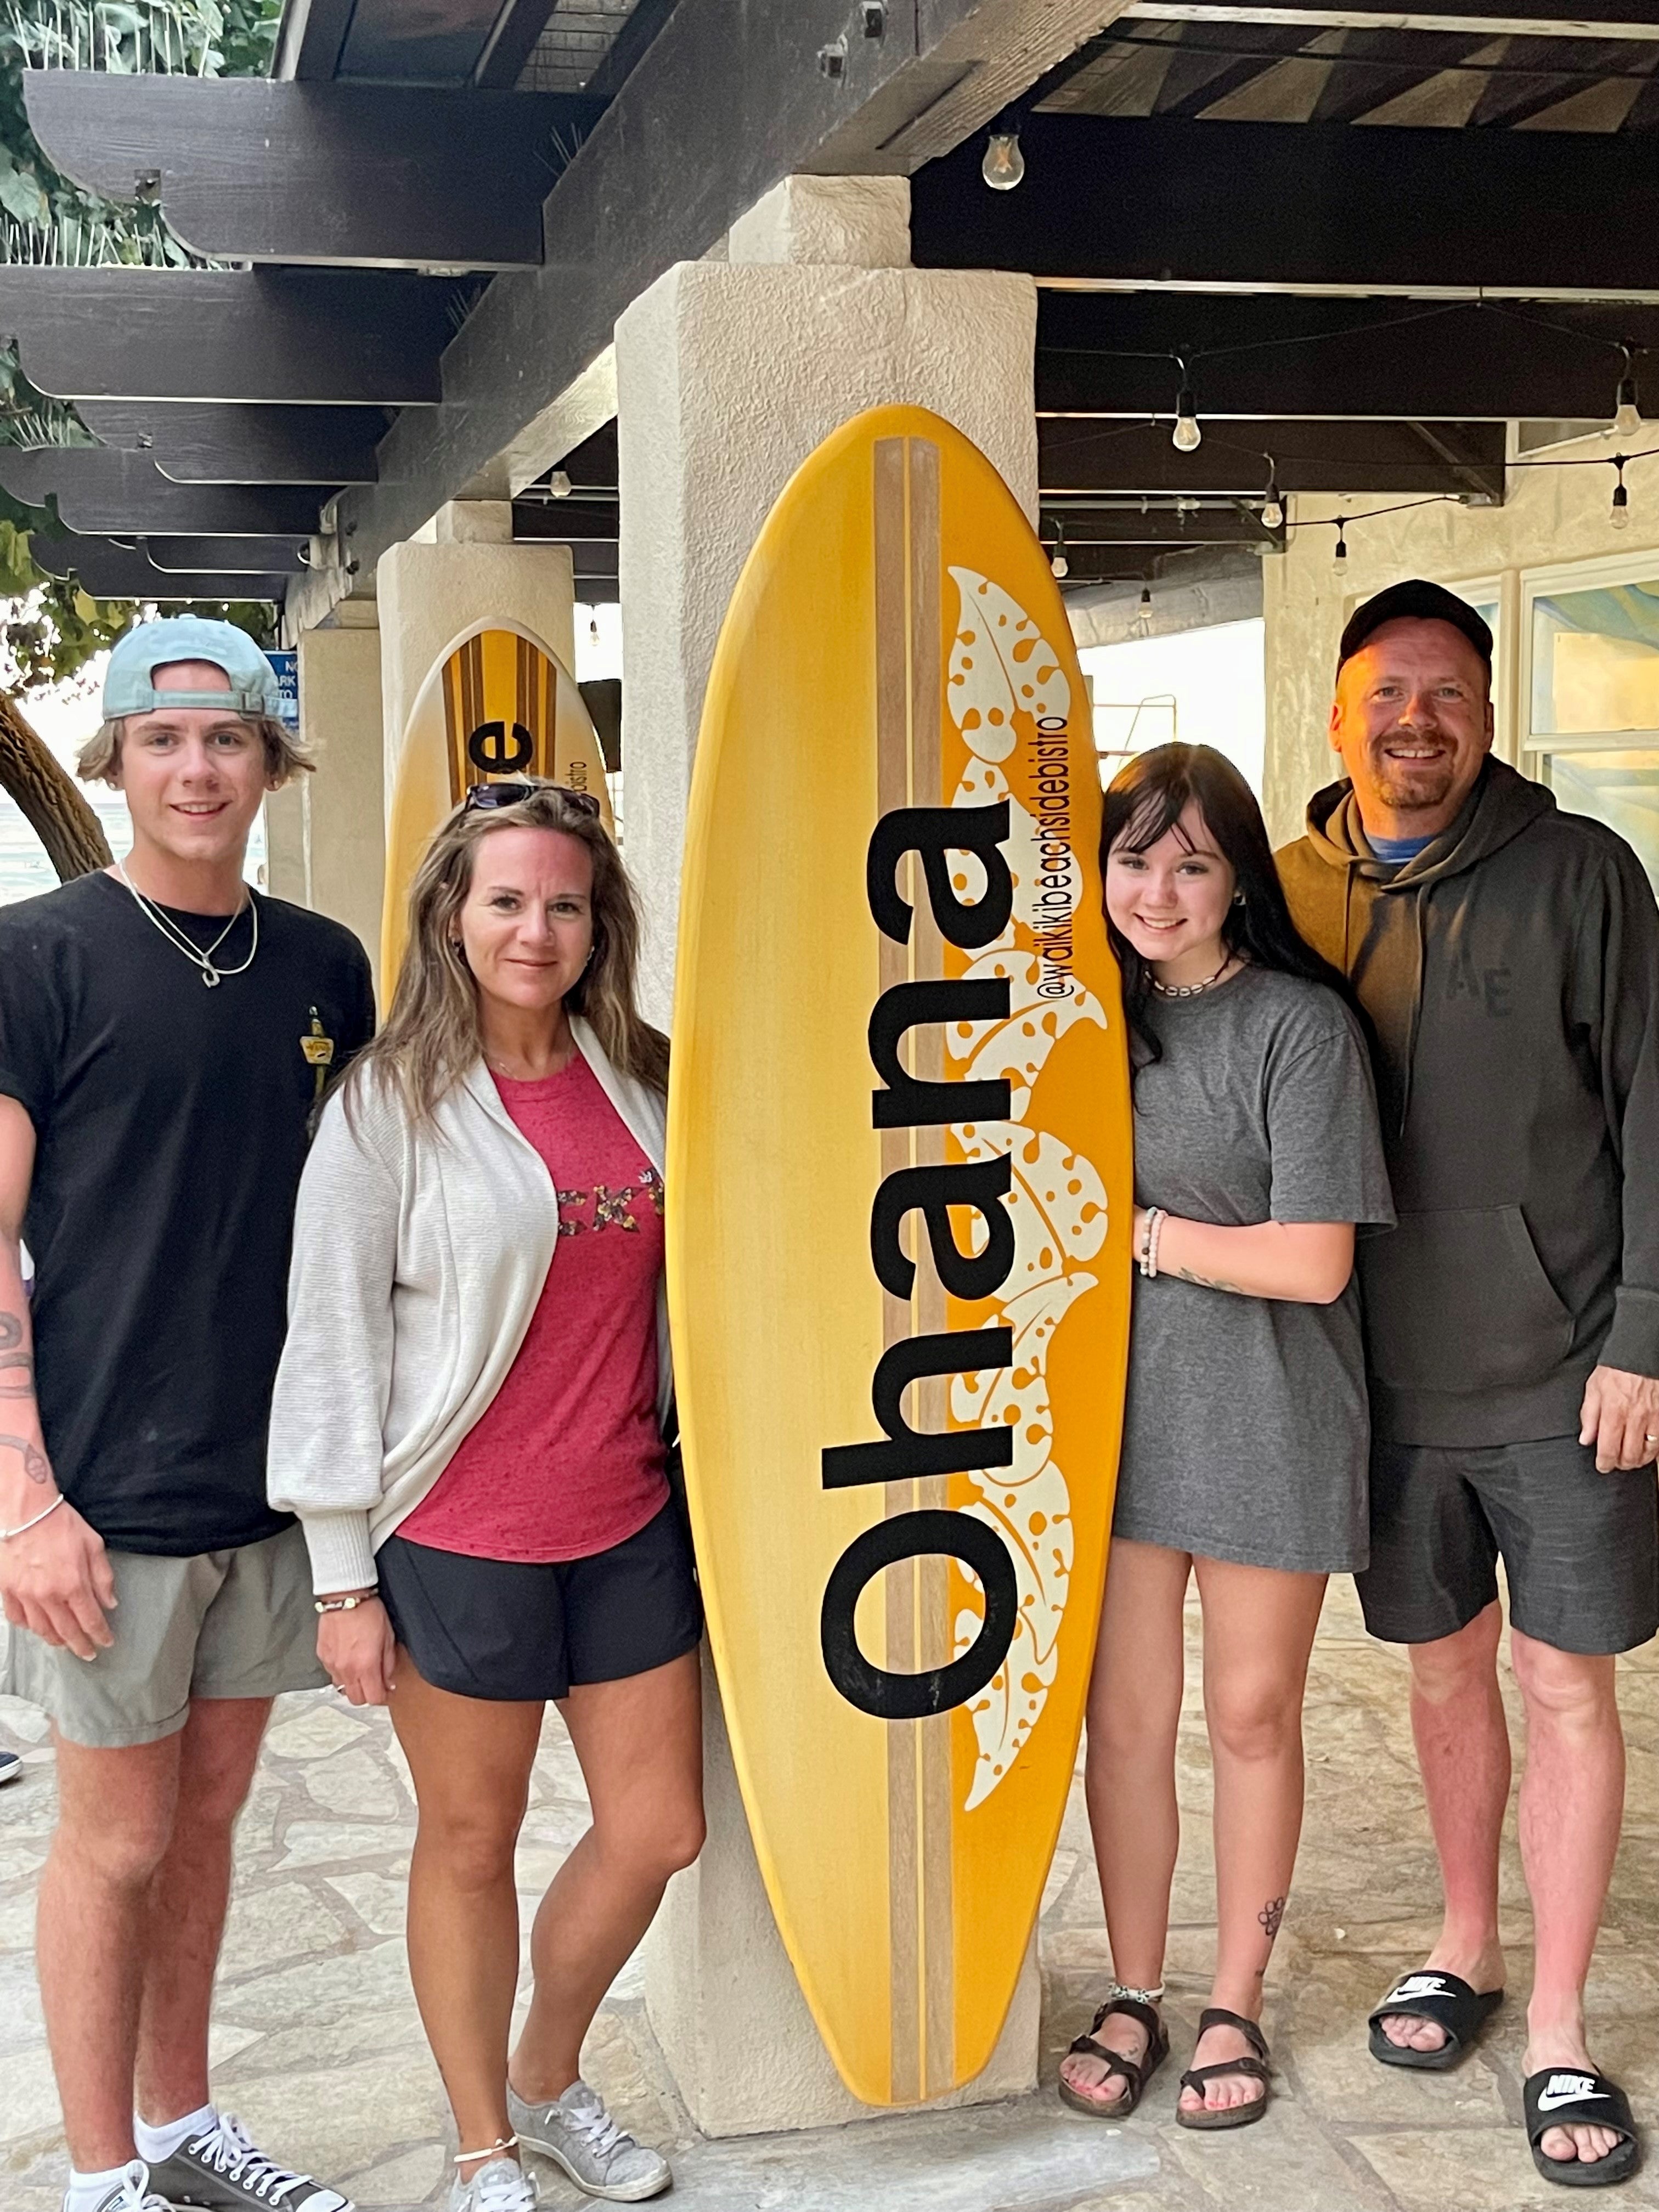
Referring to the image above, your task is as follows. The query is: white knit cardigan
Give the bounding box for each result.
[266,1016,670,1595]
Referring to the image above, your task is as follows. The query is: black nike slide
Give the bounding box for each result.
[1524,2068,1641,2189]
[1367,1970,1504,2071]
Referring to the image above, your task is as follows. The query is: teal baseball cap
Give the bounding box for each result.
[103,615,283,720]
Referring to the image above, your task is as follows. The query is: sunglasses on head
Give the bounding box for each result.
[462,779,602,820]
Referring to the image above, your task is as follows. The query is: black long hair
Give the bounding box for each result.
[1101,742,1355,1074]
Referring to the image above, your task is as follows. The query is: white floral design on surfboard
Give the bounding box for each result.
[943,567,1109,1813]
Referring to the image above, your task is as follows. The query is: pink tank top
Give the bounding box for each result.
[398,1054,668,1562]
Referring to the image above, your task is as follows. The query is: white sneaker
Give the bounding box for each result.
[448,2157,537,2212]
[67,2163,171,2212]
[507,2082,670,2203]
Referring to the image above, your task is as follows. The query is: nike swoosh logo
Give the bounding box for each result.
[1537,2086,1610,2112]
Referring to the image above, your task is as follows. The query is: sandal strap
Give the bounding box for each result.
[1367,1970,1500,2049]
[1180,2056,1271,2094]
[1068,2035,1149,2095]
[1523,2067,1637,2151]
[1196,2006,1269,2064]
[1087,1995,1161,2043]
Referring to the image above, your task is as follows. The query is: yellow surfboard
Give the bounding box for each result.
[381,618,613,991]
[669,407,1132,2106]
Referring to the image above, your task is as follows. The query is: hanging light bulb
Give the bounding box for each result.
[1048,517,1069,579]
[548,469,573,499]
[1611,463,1631,532]
[1262,476,1284,533]
[1171,387,1202,454]
[1613,368,1642,441]
[981,128,1024,191]
[1131,585,1153,640]
[590,613,602,644]
[1333,525,1350,577]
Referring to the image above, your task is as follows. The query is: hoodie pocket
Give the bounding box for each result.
[1360,1206,1573,1396]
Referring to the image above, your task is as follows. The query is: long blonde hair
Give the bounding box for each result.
[348,786,668,1127]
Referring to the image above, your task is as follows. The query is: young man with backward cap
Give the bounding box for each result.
[1278,579,1659,2190]
[0,617,374,2212]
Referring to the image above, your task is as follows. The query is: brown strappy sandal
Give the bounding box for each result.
[1059,1994,1170,2119]
[1176,2005,1272,2130]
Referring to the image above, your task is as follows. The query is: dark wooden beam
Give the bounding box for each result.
[1039,416,1507,496]
[24,75,605,270]
[0,451,331,535]
[277,0,356,81]
[477,2,562,88]
[1036,294,1651,420]
[0,270,454,404]
[30,533,286,601]
[338,0,1138,567]
[76,404,386,485]
[912,114,1659,297]
[145,537,311,574]
[1041,503,1282,545]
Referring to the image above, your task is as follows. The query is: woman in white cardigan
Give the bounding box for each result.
[268,782,700,2212]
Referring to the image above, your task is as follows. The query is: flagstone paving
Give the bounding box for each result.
[5,1579,1659,2210]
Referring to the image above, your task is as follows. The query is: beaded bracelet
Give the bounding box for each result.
[1138,1206,1167,1280]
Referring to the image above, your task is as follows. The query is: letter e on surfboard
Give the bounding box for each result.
[669,406,1132,2105]
[381,618,612,993]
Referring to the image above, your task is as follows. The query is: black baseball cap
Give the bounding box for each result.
[1337,579,1493,677]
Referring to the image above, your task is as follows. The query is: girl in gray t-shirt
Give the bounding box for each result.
[1058,744,1392,2139]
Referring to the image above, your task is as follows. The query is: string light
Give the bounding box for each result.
[548,470,572,499]
[1333,525,1350,579]
[1048,517,1069,579]
[1172,385,1201,455]
[981,128,1024,190]
[1262,472,1284,533]
[1130,585,1153,640]
[1611,458,1630,532]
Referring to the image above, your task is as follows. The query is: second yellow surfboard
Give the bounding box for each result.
[669,407,1133,2105]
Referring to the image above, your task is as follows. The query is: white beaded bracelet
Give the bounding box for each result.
[1139,1207,1167,1280]
[0,1492,65,1544]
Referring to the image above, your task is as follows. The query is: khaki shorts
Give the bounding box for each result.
[0,1523,325,1748]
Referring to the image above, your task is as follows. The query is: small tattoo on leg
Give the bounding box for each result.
[1259,1897,1286,1939]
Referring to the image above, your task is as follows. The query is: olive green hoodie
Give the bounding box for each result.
[1278,758,1659,1447]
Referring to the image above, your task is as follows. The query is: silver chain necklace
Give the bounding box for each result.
[114,860,258,988]
[1150,951,1234,1000]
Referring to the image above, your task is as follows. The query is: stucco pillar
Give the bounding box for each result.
[375,502,576,798]
[618,173,1041,2136]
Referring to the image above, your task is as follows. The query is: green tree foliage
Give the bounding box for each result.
[0,2,284,694]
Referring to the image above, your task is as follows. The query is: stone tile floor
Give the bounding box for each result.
[5,1578,1659,2210]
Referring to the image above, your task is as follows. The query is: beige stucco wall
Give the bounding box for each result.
[1262,430,1659,848]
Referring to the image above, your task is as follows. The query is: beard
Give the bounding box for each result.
[1366,730,1458,813]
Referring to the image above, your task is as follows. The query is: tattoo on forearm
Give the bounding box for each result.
[0,1311,32,1397]
[1259,1896,1286,1940]
[1170,1265,1250,1296]
[0,1434,49,1483]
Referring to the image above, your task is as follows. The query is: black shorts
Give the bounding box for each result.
[1357,1435,1659,1656]
[377,1502,702,1702]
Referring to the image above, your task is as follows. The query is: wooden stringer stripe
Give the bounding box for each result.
[442,654,465,805]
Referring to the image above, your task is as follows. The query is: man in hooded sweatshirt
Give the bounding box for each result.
[1278,578,1659,2188]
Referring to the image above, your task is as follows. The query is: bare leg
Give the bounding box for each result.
[1377,1602,1509,2055]
[1181,1558,1327,2117]
[390,1657,544,2180]
[36,1731,183,2170]
[510,1651,703,2101]
[134,1698,270,2126]
[1510,1632,1626,2170]
[1058,1540,1190,2108]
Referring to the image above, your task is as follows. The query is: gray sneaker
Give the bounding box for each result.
[447,2157,537,2212]
[507,2081,670,2203]
[69,2164,170,2212]
[145,2114,352,2212]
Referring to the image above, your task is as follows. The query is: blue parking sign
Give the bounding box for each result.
[266,649,300,733]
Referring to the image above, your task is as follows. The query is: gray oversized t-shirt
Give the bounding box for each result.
[1114,964,1395,1573]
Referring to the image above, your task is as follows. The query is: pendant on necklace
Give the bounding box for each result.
[202,968,221,989]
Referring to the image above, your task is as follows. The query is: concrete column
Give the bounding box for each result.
[618,173,1040,2135]
[618,173,1037,1025]
[375,502,576,796]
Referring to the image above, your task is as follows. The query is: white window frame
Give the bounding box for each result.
[1520,549,1659,768]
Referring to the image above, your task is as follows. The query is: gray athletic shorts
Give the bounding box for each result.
[0,1522,325,1748]
[1357,1435,1659,1656]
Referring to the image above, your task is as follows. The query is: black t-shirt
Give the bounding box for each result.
[0,870,375,1554]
